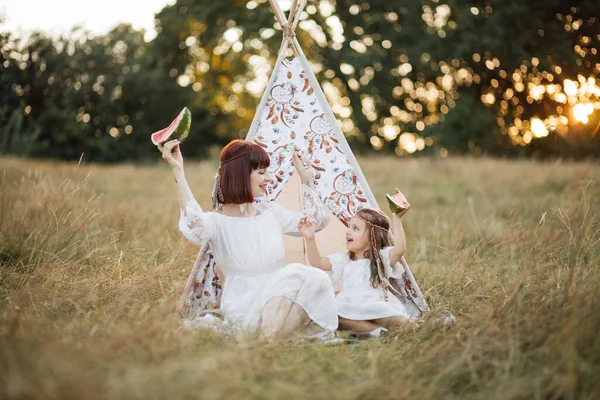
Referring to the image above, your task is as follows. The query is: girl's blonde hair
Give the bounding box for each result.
[349,208,392,289]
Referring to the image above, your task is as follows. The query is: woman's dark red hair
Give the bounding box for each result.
[219,140,270,205]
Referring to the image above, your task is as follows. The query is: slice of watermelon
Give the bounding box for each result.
[386,188,410,214]
[151,107,192,146]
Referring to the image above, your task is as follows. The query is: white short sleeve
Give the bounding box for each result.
[269,202,304,235]
[379,246,405,279]
[268,182,329,237]
[326,252,350,284]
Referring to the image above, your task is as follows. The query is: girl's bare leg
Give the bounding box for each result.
[338,317,380,333]
[371,316,410,330]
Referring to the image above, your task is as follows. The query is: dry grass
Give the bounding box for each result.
[1,155,599,400]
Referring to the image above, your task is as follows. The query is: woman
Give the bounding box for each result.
[159,138,338,340]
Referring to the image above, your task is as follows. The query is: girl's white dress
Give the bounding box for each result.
[178,186,338,337]
[327,247,409,320]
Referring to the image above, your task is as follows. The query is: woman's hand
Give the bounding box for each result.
[298,216,316,240]
[158,139,184,171]
[291,151,313,184]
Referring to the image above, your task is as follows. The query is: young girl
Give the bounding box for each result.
[298,201,411,334]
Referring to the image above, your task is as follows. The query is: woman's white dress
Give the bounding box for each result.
[327,247,409,321]
[178,186,338,337]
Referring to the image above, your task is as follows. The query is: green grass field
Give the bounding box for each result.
[1,156,599,399]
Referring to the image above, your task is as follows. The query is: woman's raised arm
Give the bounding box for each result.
[159,140,195,212]
[159,139,214,245]
[271,152,329,236]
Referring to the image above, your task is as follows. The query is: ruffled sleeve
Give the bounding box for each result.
[380,246,405,279]
[270,181,329,236]
[326,252,349,284]
[178,199,215,245]
[301,181,329,231]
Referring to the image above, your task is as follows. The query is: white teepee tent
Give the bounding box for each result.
[178,0,428,321]
[247,0,378,266]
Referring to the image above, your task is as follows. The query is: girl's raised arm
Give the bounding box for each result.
[298,217,332,271]
[388,207,410,265]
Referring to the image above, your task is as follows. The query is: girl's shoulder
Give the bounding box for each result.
[379,246,394,263]
[379,246,394,253]
[379,246,405,278]
[328,251,350,261]
[327,252,350,267]
[328,252,350,283]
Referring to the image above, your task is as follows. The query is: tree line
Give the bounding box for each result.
[1,0,599,162]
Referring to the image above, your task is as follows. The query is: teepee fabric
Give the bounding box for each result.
[178,0,428,321]
[247,55,375,224]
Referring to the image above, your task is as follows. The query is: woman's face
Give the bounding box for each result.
[346,217,370,255]
[250,167,272,198]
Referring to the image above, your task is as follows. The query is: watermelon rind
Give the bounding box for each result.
[386,192,410,214]
[151,107,192,145]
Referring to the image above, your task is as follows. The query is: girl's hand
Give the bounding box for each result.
[291,151,313,184]
[298,216,316,239]
[387,188,411,217]
[158,140,184,171]
[394,203,411,218]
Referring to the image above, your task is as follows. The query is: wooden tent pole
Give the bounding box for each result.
[289,0,308,57]
[291,0,308,32]
[268,0,288,27]
[289,0,299,21]
[269,0,301,58]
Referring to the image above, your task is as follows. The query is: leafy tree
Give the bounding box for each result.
[2,0,600,161]
[0,23,216,162]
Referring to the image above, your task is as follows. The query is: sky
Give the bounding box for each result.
[0,0,175,39]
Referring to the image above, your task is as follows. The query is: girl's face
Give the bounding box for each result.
[250,167,272,198]
[346,217,370,255]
